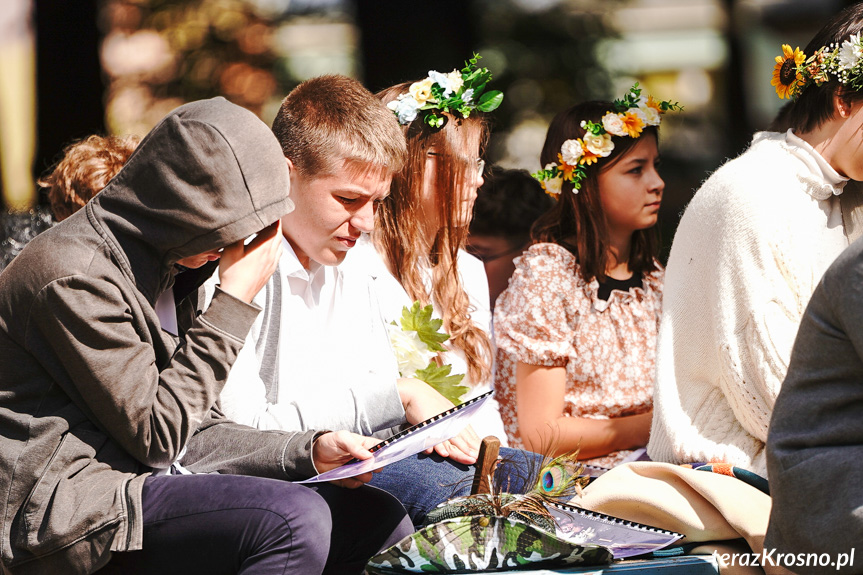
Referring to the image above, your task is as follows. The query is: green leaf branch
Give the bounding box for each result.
[390,302,468,404]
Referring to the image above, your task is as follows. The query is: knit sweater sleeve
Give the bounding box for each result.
[662,167,807,447]
[715,210,802,443]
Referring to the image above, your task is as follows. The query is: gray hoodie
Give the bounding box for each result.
[0,97,317,574]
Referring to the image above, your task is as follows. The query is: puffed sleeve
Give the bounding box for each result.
[493,243,581,367]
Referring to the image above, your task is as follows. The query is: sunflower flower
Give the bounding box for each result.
[772,44,806,99]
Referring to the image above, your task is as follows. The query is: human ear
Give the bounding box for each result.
[285,157,295,173]
[834,90,854,118]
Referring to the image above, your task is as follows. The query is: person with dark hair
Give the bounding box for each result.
[467,166,554,310]
[494,85,679,467]
[0,97,411,575]
[649,2,863,477]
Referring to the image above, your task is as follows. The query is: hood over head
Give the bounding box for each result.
[88,97,293,302]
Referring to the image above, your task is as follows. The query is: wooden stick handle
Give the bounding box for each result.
[470,436,501,495]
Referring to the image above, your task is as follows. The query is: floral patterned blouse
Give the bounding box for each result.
[493,242,663,468]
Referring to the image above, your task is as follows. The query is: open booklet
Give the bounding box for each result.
[548,501,683,558]
[298,391,493,484]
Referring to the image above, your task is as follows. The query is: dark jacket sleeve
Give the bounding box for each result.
[182,405,323,479]
[26,277,258,469]
[765,244,863,573]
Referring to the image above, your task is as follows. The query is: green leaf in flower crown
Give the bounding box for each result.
[430,83,445,99]
[463,69,483,87]
[470,81,488,99]
[469,70,492,89]
[583,119,603,136]
[425,114,445,129]
[415,363,468,405]
[477,90,503,112]
[462,53,481,74]
[399,301,449,351]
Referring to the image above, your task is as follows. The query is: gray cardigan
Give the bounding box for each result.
[766,236,863,573]
[0,98,316,575]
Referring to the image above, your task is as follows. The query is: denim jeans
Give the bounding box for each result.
[101,473,412,575]
[368,447,542,527]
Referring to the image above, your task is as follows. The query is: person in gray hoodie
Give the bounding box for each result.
[0,97,411,575]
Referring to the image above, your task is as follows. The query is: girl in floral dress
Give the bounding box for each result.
[494,87,680,468]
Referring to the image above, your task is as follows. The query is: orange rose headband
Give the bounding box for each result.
[532,84,682,195]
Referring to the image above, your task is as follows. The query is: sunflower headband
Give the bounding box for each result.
[387,54,504,129]
[532,84,682,196]
[772,33,863,100]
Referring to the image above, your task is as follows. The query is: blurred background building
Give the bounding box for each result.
[0,0,854,267]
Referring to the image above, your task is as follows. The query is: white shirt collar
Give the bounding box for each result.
[784,129,849,199]
[280,235,324,282]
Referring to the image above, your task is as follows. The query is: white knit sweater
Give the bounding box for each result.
[647,130,849,477]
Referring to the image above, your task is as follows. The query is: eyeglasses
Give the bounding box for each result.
[427,152,485,176]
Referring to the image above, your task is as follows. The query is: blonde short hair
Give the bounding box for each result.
[271,75,406,176]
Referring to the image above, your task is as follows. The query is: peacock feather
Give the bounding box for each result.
[531,450,587,502]
[426,450,588,533]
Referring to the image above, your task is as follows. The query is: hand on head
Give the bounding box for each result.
[218,220,283,303]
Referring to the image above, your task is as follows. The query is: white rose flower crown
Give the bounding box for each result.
[387,53,504,129]
[532,84,682,195]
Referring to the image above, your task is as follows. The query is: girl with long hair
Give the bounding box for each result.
[351,60,547,525]
[494,86,679,468]
[354,61,506,450]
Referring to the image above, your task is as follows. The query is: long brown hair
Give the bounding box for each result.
[376,82,493,385]
[532,101,660,282]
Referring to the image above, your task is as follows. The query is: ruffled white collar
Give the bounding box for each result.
[783,129,848,200]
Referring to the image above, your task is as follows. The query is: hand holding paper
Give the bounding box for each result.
[300,391,492,484]
[398,378,480,463]
[311,431,380,489]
